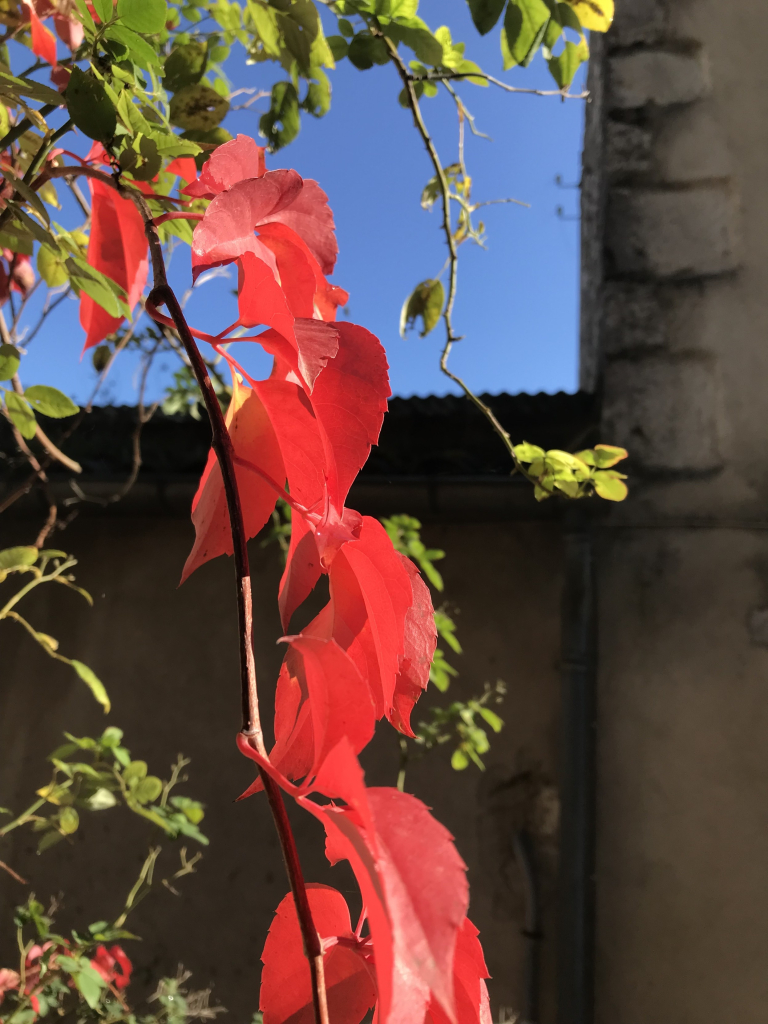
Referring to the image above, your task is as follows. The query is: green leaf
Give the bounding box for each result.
[101,726,124,747]
[92,0,114,23]
[348,32,390,69]
[65,68,116,143]
[513,441,546,463]
[170,795,205,824]
[501,0,550,69]
[163,41,207,91]
[451,747,470,770]
[467,0,507,34]
[435,610,462,653]
[106,25,161,69]
[37,245,69,287]
[478,706,504,732]
[337,17,354,36]
[0,545,38,569]
[58,805,79,834]
[0,342,19,381]
[116,0,167,33]
[576,443,628,469]
[0,69,62,106]
[133,775,163,804]
[170,83,229,131]
[301,70,330,118]
[23,385,79,419]
[123,759,148,783]
[386,22,443,65]
[400,278,444,337]
[73,963,107,1009]
[5,391,36,438]
[547,36,588,87]
[66,257,128,319]
[259,80,300,152]
[0,228,34,256]
[327,34,348,60]
[70,660,111,713]
[593,469,628,502]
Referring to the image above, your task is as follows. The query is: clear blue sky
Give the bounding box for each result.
[16,1,586,405]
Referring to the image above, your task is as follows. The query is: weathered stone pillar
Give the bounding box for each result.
[581,0,768,1020]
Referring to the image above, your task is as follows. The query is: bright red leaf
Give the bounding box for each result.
[166,156,198,185]
[183,134,266,199]
[390,556,437,737]
[242,634,375,794]
[425,919,492,1024]
[23,1,57,67]
[260,885,376,1024]
[80,178,148,352]
[181,373,285,583]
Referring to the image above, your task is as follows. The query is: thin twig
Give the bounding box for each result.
[379,29,535,478]
[412,69,588,99]
[0,859,27,885]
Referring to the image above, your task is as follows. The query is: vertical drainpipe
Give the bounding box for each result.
[557,513,597,1024]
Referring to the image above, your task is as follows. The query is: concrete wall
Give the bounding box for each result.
[584,0,768,1020]
[0,487,566,1021]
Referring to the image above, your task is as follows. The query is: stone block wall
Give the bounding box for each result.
[581,1,768,1022]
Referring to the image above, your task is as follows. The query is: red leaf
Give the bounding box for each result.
[79,178,148,352]
[237,261,340,391]
[24,1,57,66]
[166,156,198,185]
[306,741,469,1024]
[183,133,266,199]
[390,556,436,737]
[181,374,285,582]
[53,11,83,50]
[425,919,492,1024]
[278,511,322,632]
[268,636,375,784]
[327,517,413,716]
[191,170,338,283]
[191,169,303,278]
[260,885,376,1024]
[258,178,338,276]
[309,322,389,511]
[258,222,347,321]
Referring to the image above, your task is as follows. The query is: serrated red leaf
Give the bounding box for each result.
[181,373,285,582]
[258,222,348,322]
[260,885,375,1024]
[80,178,148,352]
[264,636,375,786]
[191,168,338,284]
[309,322,389,511]
[183,134,266,199]
[24,1,57,66]
[307,741,469,1024]
[191,169,302,278]
[326,517,413,716]
[258,178,338,276]
[166,156,198,185]
[390,556,437,737]
[425,919,492,1024]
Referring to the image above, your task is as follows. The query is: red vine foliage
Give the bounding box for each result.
[79,133,490,1024]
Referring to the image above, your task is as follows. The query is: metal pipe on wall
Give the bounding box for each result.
[557,517,597,1024]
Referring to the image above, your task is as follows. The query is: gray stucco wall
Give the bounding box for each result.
[584,1,768,1021]
[0,489,566,1022]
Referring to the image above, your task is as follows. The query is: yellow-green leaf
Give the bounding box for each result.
[70,660,111,713]
[561,0,613,32]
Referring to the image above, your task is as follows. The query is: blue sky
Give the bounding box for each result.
[15,1,586,405]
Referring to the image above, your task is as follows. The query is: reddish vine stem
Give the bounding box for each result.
[120,183,329,1024]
